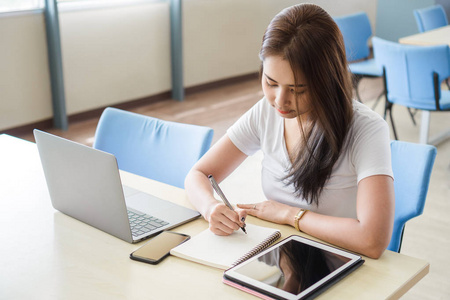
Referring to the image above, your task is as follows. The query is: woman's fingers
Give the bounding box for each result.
[239,200,296,225]
[209,222,235,235]
[237,203,260,216]
[209,203,245,235]
[237,209,247,224]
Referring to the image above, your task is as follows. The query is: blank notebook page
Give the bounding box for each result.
[170,223,281,270]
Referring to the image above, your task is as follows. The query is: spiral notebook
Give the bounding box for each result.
[170,223,281,270]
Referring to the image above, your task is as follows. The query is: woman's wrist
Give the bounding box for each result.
[203,201,219,222]
[294,208,308,231]
[285,206,301,227]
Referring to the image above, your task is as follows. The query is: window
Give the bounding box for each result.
[1,0,159,14]
[0,0,43,13]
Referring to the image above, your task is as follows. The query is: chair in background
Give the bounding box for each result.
[388,140,437,253]
[373,37,450,145]
[334,12,383,105]
[413,4,450,90]
[413,4,448,33]
[93,107,214,189]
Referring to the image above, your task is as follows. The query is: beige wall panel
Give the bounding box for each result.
[183,0,377,88]
[59,2,171,115]
[0,13,52,131]
[183,0,266,87]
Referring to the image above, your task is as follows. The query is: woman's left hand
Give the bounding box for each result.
[237,200,298,225]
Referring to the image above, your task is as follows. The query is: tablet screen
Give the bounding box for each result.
[224,235,363,300]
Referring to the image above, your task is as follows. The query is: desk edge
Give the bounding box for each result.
[387,262,430,300]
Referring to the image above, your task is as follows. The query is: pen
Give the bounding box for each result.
[208,174,247,234]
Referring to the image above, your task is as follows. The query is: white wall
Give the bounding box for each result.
[0,0,376,131]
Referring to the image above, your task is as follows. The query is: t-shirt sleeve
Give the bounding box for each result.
[227,99,264,156]
[351,114,393,183]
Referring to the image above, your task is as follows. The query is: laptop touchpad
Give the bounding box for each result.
[126,192,174,215]
[122,185,141,197]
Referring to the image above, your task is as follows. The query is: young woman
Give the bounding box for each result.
[185,3,394,259]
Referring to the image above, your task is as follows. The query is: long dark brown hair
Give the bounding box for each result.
[260,4,353,205]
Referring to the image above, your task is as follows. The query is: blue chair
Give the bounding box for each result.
[334,12,383,104]
[373,37,450,145]
[414,4,448,33]
[93,107,214,188]
[388,140,437,252]
[413,4,450,90]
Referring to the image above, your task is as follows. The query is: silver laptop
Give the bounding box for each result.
[34,129,200,243]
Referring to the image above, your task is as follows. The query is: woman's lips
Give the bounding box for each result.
[277,108,293,114]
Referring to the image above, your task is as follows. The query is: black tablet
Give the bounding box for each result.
[223,235,364,300]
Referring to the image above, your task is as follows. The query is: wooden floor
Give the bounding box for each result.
[14,76,450,299]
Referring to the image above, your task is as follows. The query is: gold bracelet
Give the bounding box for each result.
[294,208,308,231]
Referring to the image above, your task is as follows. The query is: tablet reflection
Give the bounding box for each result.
[237,240,351,295]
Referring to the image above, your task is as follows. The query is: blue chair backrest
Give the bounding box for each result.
[334,12,372,62]
[414,4,448,33]
[372,37,450,108]
[93,107,214,188]
[388,141,437,252]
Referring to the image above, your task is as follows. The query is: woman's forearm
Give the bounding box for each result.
[296,212,389,258]
[293,176,394,259]
[184,169,218,221]
[184,135,249,222]
[240,201,390,258]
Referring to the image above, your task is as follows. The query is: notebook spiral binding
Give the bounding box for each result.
[232,231,282,266]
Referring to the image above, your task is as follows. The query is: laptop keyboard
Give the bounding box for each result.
[127,209,170,238]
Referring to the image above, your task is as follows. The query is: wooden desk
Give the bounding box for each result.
[0,134,429,299]
[399,25,450,46]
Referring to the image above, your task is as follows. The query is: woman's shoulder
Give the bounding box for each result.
[345,100,390,149]
[351,100,388,130]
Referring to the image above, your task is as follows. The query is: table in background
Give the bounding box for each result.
[0,134,429,299]
[399,25,450,46]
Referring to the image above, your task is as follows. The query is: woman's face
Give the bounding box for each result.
[262,56,311,119]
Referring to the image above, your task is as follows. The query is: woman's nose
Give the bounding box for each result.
[275,89,291,107]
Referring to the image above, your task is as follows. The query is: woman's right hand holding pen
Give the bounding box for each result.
[184,135,250,236]
[206,202,247,236]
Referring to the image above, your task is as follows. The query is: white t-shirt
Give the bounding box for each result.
[227,98,393,219]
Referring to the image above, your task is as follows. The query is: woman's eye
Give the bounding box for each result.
[266,80,277,87]
[291,89,304,95]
